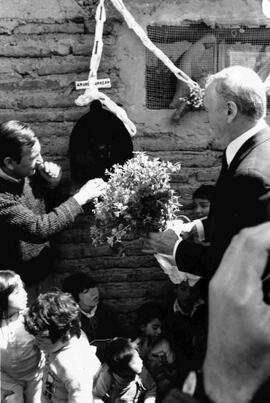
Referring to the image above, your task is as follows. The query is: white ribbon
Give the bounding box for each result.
[75,0,137,136]
[75,85,137,136]
[88,0,106,82]
[76,0,199,136]
[109,0,198,88]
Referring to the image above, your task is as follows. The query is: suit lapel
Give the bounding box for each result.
[208,126,270,241]
[229,126,270,173]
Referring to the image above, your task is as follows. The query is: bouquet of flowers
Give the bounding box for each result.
[89,152,181,250]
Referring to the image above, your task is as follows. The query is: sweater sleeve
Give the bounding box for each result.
[0,194,83,243]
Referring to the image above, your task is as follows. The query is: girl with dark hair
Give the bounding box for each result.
[134,303,177,400]
[0,270,43,403]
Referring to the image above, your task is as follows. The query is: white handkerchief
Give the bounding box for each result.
[154,252,201,286]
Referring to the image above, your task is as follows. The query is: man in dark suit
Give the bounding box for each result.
[144,65,270,281]
[145,66,270,402]
[161,223,270,403]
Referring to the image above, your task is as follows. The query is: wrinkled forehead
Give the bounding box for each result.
[204,82,225,111]
[204,81,217,102]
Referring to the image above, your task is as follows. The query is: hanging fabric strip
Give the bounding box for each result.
[109,0,198,88]
[75,0,137,136]
[75,86,137,136]
[88,0,106,83]
[75,0,199,136]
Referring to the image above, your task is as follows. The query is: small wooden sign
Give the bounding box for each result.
[75,78,111,90]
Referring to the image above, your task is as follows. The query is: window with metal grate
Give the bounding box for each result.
[146,24,270,109]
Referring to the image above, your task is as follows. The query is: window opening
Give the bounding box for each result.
[146,24,270,109]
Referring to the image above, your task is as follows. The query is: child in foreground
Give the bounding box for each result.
[62,272,120,337]
[0,270,43,403]
[24,290,100,403]
[134,303,177,400]
[93,337,156,403]
[62,271,121,361]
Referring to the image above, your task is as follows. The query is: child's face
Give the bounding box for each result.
[141,318,162,339]
[175,280,200,312]
[78,286,99,312]
[127,350,143,375]
[8,277,28,314]
[193,197,210,219]
[35,330,68,354]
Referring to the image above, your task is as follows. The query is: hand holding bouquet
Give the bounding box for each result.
[89,152,181,250]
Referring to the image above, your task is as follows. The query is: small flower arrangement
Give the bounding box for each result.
[89,152,181,250]
[171,85,205,122]
[184,86,205,110]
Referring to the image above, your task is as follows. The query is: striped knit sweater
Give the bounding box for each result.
[0,172,82,285]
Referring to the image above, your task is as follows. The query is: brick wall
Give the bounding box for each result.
[1,0,269,334]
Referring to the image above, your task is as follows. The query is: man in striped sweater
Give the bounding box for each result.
[0,120,105,289]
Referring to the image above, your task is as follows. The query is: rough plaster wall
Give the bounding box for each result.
[1,0,270,333]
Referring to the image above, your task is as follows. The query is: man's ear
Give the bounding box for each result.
[3,156,16,170]
[226,101,238,122]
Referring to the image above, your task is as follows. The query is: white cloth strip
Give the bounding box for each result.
[88,0,106,81]
[75,85,137,136]
[109,0,198,88]
[75,0,137,136]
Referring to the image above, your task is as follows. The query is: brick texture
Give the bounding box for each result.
[1,0,268,333]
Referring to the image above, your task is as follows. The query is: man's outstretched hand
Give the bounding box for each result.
[203,222,270,403]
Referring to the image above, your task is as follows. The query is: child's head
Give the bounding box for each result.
[0,270,27,322]
[175,278,205,314]
[192,185,215,219]
[105,337,143,377]
[62,271,99,313]
[136,302,164,340]
[24,290,81,354]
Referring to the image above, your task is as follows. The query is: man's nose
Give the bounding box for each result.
[36,155,44,166]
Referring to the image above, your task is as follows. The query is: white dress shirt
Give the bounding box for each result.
[225,119,267,166]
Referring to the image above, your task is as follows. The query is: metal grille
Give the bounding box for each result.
[146,24,270,109]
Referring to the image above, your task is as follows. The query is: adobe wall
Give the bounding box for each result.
[0,0,269,333]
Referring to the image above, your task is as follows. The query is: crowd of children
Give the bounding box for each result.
[0,185,212,403]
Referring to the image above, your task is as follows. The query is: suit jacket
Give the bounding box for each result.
[175,125,270,280]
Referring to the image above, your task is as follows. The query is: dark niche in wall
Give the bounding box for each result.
[69,100,134,186]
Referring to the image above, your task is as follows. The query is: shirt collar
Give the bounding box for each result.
[226,119,267,167]
[112,372,143,389]
[173,298,204,317]
[80,305,98,318]
[0,167,21,183]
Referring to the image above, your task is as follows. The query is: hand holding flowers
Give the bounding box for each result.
[89,153,181,251]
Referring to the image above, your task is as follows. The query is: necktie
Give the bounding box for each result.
[221,150,228,173]
[207,150,228,243]
[215,150,228,188]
